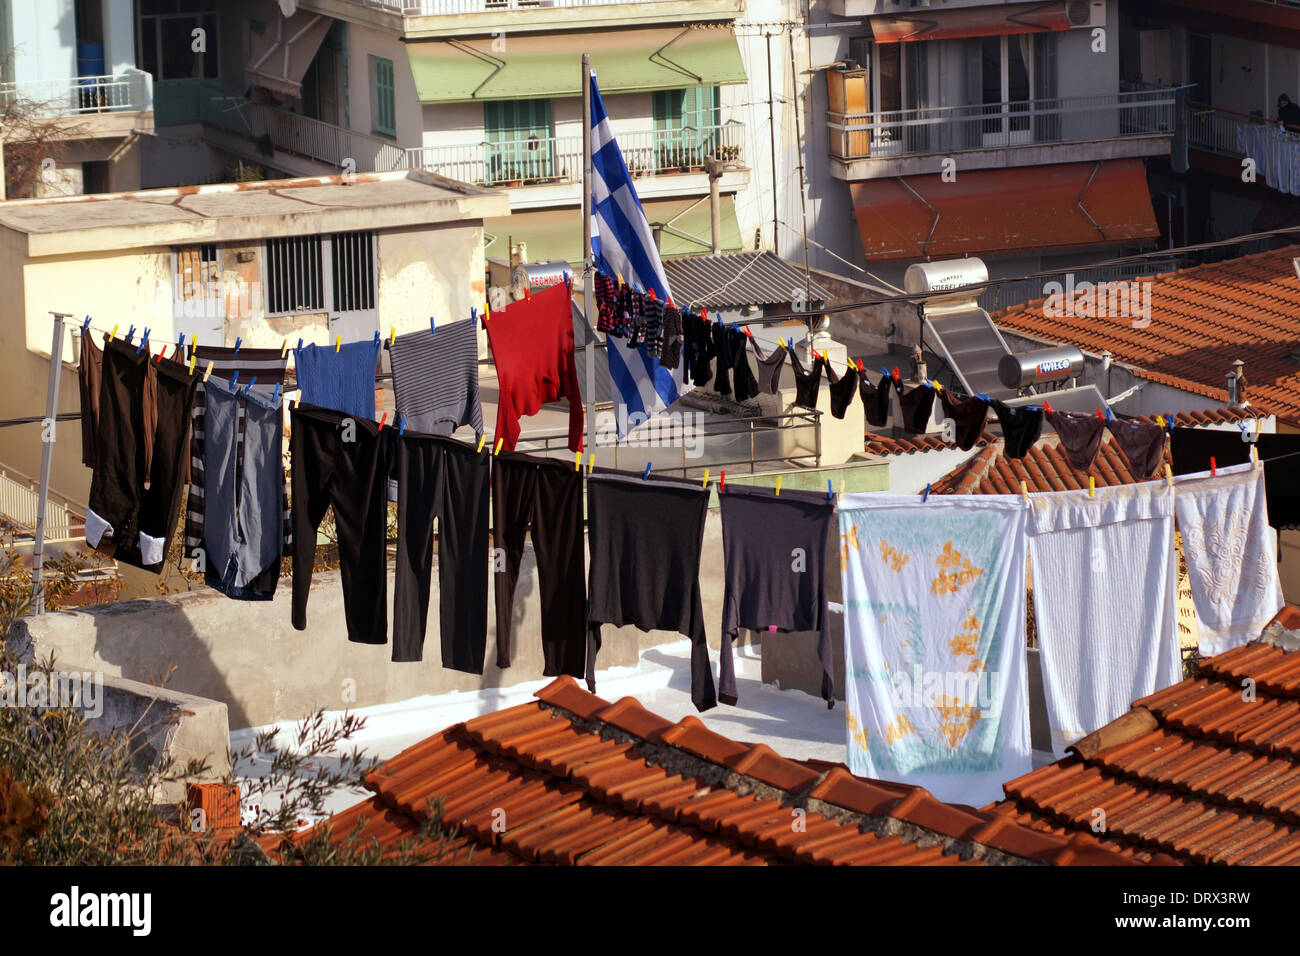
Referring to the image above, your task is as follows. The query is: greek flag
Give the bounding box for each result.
[589,73,686,434]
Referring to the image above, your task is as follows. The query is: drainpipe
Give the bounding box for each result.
[705,154,723,255]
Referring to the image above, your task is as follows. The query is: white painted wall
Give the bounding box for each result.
[883,446,983,494]
[6,0,76,83]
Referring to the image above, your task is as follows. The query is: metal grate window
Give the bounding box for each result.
[265,236,325,315]
[331,231,376,313]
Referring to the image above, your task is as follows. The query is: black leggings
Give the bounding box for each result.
[492,452,586,677]
[86,340,197,572]
[394,432,490,669]
[290,404,394,644]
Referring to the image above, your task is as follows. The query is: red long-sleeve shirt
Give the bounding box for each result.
[486,282,584,452]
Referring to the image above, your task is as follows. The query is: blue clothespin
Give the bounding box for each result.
[430,316,436,336]
[471,307,477,323]
[373,330,380,348]
[177,333,185,352]
[233,336,242,356]
[643,462,652,481]
[271,382,281,404]
[297,338,303,351]
[135,328,150,354]
[922,483,931,502]
[81,316,91,333]
[243,375,257,396]
[880,367,890,377]
[126,324,135,343]
[731,322,740,334]
[399,416,407,436]
[827,479,834,501]
[1105,407,1115,422]
[231,370,240,387]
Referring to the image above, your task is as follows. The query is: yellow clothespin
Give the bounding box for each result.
[494,438,503,456]
[1164,463,1174,487]
[587,452,595,475]
[389,326,396,346]
[574,449,582,472]
[1155,415,1165,428]
[335,335,342,353]
[933,381,943,393]
[1251,443,1261,470]
[203,360,214,383]
[701,468,710,489]
[1088,476,1096,498]
[775,476,782,497]
[1020,480,1029,504]
[109,324,118,341]
[476,434,487,454]
[188,351,196,374]
[280,339,288,358]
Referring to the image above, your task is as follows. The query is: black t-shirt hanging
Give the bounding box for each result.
[991,400,1043,459]
[898,384,936,434]
[859,371,892,427]
[938,390,988,450]
[789,350,825,410]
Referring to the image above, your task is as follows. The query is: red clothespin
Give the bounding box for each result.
[1210,456,1217,477]
[891,367,900,383]
[720,469,726,492]
[648,288,656,301]
[378,412,388,431]
[1043,401,1054,414]
[1095,408,1105,421]
[155,346,167,364]
[743,326,753,338]
[666,296,675,309]
[855,359,865,373]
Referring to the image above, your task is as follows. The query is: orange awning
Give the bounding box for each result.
[849,160,1159,262]
[871,1,1073,42]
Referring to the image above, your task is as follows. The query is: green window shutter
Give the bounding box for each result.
[373,56,395,136]
[483,99,554,184]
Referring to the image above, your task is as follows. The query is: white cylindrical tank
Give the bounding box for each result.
[904,258,989,297]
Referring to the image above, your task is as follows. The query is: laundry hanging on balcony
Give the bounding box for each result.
[1236,123,1300,197]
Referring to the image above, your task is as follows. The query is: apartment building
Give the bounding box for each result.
[140,0,817,277]
[0,0,153,196]
[798,0,1180,292]
[1118,0,1300,247]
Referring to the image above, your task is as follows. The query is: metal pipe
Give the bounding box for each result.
[788,28,812,300]
[32,312,69,616]
[766,32,778,253]
[582,53,596,457]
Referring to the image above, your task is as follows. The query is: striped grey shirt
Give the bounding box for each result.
[389,318,483,438]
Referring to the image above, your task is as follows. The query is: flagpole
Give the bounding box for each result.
[582,53,596,457]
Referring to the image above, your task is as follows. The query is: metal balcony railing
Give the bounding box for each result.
[0,467,81,543]
[1183,99,1300,155]
[0,68,153,117]
[828,88,1177,161]
[344,0,685,13]
[403,123,744,186]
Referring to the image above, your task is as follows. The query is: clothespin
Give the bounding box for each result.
[231,370,240,387]
[1156,415,1165,428]
[203,361,213,383]
[775,476,782,497]
[932,380,942,392]
[587,452,595,475]
[335,335,342,353]
[476,434,487,453]
[135,328,150,354]
[188,351,197,374]
[1095,408,1105,421]
[839,479,845,498]
[648,287,656,301]
[643,462,652,481]
[827,479,834,501]
[400,416,407,436]
[430,316,436,336]
[471,307,478,325]
[892,367,900,382]
[1251,444,1261,470]
[272,382,282,404]
[125,324,135,343]
[280,339,289,358]
[233,337,242,356]
[155,346,167,364]
[494,438,503,456]
[1088,476,1096,498]
[1210,456,1217,477]
[373,330,380,348]
[177,333,185,352]
[720,470,726,493]
[1020,480,1029,503]
[297,338,304,351]
[855,359,864,373]
[1044,401,1054,414]
[1105,407,1115,422]
[575,450,582,472]
[524,287,530,300]
[377,412,387,431]
[922,483,931,503]
[702,468,710,489]
[243,375,258,396]
[1164,464,1174,487]
[743,326,753,339]
[81,316,92,333]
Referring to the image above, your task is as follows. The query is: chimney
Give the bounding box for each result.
[1227,358,1246,405]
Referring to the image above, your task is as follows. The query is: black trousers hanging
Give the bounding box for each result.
[491,451,586,676]
[393,431,490,669]
[290,404,394,645]
[86,340,197,573]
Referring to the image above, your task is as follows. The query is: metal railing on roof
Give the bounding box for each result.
[827,88,1177,161]
[402,123,744,186]
[979,258,1185,314]
[1183,99,1300,155]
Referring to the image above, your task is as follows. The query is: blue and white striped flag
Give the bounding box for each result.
[588,73,687,435]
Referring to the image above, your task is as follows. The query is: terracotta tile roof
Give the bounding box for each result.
[290,678,1145,866]
[993,245,1300,425]
[864,429,997,457]
[931,407,1263,495]
[988,626,1300,865]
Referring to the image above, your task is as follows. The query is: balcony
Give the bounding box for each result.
[1184,99,1289,157]
[402,124,748,206]
[827,88,1177,181]
[0,69,154,140]
[301,0,741,37]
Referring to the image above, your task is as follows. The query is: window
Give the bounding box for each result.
[964,35,1056,148]
[264,232,376,316]
[484,100,554,184]
[138,0,220,82]
[652,87,720,170]
[174,244,220,302]
[854,40,930,154]
[372,56,395,137]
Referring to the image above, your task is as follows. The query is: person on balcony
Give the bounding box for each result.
[1277,94,1300,130]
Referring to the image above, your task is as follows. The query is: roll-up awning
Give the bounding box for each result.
[246,11,333,98]
[406,26,747,103]
[871,1,1073,43]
